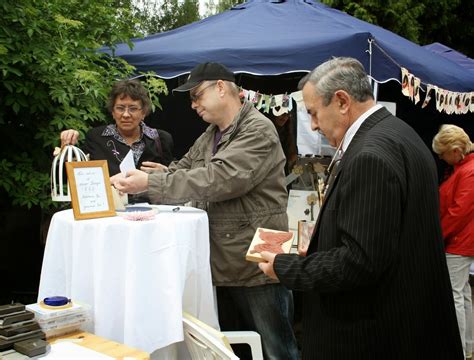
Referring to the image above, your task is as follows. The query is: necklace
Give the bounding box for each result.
[125,136,139,145]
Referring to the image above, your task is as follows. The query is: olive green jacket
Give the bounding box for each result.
[148,101,288,286]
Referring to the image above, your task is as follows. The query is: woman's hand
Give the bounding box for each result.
[60,129,80,147]
[140,161,168,173]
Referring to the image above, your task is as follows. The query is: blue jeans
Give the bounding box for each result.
[216,284,299,360]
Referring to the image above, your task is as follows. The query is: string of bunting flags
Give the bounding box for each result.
[238,88,303,116]
[238,68,473,116]
[401,67,473,114]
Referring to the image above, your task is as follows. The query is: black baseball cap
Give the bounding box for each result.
[173,62,235,92]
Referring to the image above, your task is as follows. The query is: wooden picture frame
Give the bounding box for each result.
[65,160,116,220]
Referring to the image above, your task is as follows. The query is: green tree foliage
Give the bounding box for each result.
[0,0,167,210]
[417,0,473,58]
[205,0,242,16]
[321,0,425,42]
[321,0,473,57]
[133,0,201,34]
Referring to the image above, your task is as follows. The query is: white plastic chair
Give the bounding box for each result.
[183,312,264,360]
[183,314,238,360]
[224,331,263,360]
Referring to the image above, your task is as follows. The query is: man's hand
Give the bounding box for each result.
[140,161,168,173]
[258,251,279,280]
[113,169,149,194]
[60,129,80,147]
[110,173,126,190]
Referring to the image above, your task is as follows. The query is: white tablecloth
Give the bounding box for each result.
[38,206,218,353]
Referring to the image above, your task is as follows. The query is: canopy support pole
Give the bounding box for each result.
[367,38,373,77]
[366,38,378,101]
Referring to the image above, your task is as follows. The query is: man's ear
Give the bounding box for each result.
[216,80,226,97]
[334,90,350,113]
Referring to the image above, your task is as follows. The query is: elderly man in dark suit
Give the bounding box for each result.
[259,57,463,359]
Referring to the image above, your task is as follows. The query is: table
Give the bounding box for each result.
[49,331,149,359]
[38,206,219,354]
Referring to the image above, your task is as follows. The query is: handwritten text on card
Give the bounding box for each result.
[74,167,109,213]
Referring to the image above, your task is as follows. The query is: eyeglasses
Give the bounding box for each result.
[113,106,142,114]
[190,82,216,102]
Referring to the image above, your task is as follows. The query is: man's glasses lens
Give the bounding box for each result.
[190,82,216,102]
[114,106,141,114]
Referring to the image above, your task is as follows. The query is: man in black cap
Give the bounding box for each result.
[114,62,299,359]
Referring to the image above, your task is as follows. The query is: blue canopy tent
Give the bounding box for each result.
[106,0,473,158]
[423,42,474,73]
[109,0,474,93]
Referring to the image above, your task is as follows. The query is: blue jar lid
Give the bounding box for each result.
[43,296,70,306]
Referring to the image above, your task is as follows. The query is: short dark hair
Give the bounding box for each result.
[107,79,152,116]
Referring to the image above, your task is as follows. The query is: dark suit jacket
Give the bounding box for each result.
[83,125,174,176]
[275,108,463,359]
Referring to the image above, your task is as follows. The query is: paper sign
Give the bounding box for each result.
[119,150,135,175]
[73,167,109,213]
[287,189,320,231]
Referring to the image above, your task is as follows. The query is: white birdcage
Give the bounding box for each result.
[51,145,88,201]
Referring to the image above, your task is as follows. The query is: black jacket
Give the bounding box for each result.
[83,125,174,176]
[275,108,463,360]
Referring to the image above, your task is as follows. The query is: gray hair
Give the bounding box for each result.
[300,57,373,106]
[225,80,240,96]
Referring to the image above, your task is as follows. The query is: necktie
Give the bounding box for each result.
[321,149,343,202]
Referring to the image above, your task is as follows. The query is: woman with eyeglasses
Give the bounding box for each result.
[60,79,174,176]
[432,124,474,359]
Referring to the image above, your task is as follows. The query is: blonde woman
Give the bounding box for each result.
[433,124,474,359]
